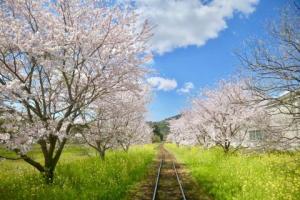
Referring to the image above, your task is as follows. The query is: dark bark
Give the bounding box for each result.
[52,138,67,169]
[22,155,54,183]
[124,145,130,152]
[99,150,105,160]
[21,154,45,173]
[18,137,68,184]
[223,140,231,153]
[43,168,54,184]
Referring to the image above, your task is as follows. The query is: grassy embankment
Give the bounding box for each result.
[0,144,156,200]
[166,144,300,200]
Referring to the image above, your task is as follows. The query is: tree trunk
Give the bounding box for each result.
[224,147,230,153]
[23,157,55,184]
[99,150,105,160]
[22,138,67,184]
[124,146,129,152]
[224,140,231,153]
[43,168,54,184]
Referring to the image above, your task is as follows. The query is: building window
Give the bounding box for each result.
[249,130,263,141]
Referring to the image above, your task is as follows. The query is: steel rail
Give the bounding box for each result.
[152,148,187,200]
[173,161,187,200]
[152,158,163,200]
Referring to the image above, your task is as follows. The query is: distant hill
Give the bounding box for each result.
[163,114,181,121]
[148,114,181,142]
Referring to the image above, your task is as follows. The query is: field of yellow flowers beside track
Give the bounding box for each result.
[0,144,156,200]
[166,144,300,200]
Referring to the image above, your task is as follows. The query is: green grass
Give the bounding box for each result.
[166,144,300,200]
[0,144,156,200]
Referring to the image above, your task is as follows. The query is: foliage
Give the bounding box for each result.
[166,144,300,200]
[151,135,161,143]
[151,121,168,141]
[149,115,180,141]
[0,145,156,200]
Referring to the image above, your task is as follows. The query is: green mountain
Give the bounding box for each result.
[149,114,181,142]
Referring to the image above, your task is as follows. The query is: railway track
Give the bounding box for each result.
[152,147,187,200]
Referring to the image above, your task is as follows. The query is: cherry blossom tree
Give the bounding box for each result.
[238,3,300,116]
[113,88,152,152]
[79,104,120,160]
[181,110,213,147]
[116,119,152,152]
[168,110,214,147]
[0,0,151,182]
[79,87,152,159]
[169,80,271,153]
[196,80,272,152]
[168,118,189,147]
[237,2,300,146]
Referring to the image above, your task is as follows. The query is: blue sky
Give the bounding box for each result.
[141,0,288,121]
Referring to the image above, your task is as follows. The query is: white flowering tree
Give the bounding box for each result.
[79,103,120,160]
[79,87,152,159]
[0,0,151,182]
[238,3,300,116]
[168,80,271,153]
[238,3,300,146]
[192,80,271,152]
[168,118,188,146]
[116,117,153,152]
[181,110,213,147]
[114,89,152,152]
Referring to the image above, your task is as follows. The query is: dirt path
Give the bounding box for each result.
[128,144,212,200]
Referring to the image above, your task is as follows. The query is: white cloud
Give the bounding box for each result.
[177,82,195,94]
[147,76,177,91]
[135,0,259,54]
